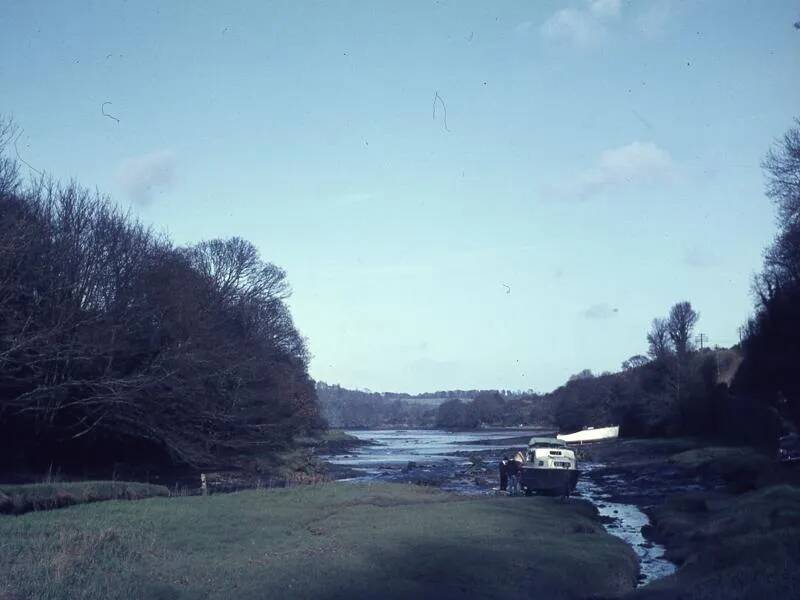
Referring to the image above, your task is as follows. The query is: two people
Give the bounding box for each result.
[499,452,525,495]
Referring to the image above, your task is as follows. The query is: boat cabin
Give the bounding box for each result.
[525,437,576,470]
[519,436,579,496]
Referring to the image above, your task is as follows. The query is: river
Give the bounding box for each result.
[327,428,676,586]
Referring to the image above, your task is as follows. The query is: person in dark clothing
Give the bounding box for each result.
[499,456,509,491]
[506,456,521,495]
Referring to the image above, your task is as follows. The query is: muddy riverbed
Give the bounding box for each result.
[323,429,720,586]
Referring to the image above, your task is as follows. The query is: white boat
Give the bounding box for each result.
[556,425,619,444]
[519,437,579,496]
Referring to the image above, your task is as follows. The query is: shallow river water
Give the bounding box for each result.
[328,428,676,586]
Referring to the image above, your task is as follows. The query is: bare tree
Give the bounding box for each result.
[647,318,672,359]
[0,129,321,471]
[667,301,699,356]
[757,119,800,303]
[621,355,649,371]
[763,119,800,232]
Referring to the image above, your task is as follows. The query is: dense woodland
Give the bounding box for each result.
[0,118,322,475]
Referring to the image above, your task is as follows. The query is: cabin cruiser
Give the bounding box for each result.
[519,437,579,496]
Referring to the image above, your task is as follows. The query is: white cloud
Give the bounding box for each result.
[514,20,534,34]
[541,0,667,46]
[115,149,176,206]
[541,8,606,47]
[554,141,676,200]
[590,0,622,18]
[636,0,672,38]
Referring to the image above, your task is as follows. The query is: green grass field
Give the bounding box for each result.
[0,481,170,515]
[0,482,638,600]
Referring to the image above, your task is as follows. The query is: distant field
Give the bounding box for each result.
[0,482,637,600]
[400,396,469,406]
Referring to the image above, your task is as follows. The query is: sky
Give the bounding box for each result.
[2,1,799,394]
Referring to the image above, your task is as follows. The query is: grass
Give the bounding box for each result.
[637,484,800,599]
[0,481,170,515]
[0,482,638,600]
[668,446,776,489]
[668,446,773,471]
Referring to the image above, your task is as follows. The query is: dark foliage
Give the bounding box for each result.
[316,382,438,428]
[0,118,321,473]
[734,119,800,443]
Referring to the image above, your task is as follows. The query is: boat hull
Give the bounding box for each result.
[556,425,619,444]
[519,466,579,496]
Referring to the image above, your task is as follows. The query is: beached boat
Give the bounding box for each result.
[556,425,619,444]
[519,437,579,497]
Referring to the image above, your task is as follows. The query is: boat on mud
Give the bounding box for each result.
[557,425,619,444]
[520,437,579,497]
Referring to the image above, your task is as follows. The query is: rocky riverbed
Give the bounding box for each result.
[323,431,743,586]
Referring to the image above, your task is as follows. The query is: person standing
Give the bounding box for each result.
[506,456,520,496]
[499,456,509,491]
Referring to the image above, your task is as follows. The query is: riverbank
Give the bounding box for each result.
[577,439,800,599]
[325,431,800,596]
[0,482,638,600]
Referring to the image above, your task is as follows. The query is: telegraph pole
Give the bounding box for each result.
[696,333,707,350]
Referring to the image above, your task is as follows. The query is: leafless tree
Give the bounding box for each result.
[763,119,800,231]
[667,301,699,356]
[756,119,800,304]
[647,317,672,359]
[0,119,321,471]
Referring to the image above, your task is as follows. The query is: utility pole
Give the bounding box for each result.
[696,332,707,351]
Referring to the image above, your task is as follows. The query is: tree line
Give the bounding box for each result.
[0,118,322,474]
[733,119,800,441]
[545,119,800,449]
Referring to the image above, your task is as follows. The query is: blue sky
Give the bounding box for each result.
[2,1,798,393]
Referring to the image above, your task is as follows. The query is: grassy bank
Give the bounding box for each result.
[637,484,800,599]
[0,481,169,515]
[0,482,638,600]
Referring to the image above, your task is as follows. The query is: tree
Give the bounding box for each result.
[470,391,506,424]
[568,369,594,382]
[756,119,800,303]
[647,318,672,359]
[436,399,477,429]
[0,118,322,473]
[734,120,800,438]
[668,301,699,356]
[621,355,650,371]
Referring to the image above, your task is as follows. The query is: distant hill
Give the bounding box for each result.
[319,347,748,437]
[316,382,536,428]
